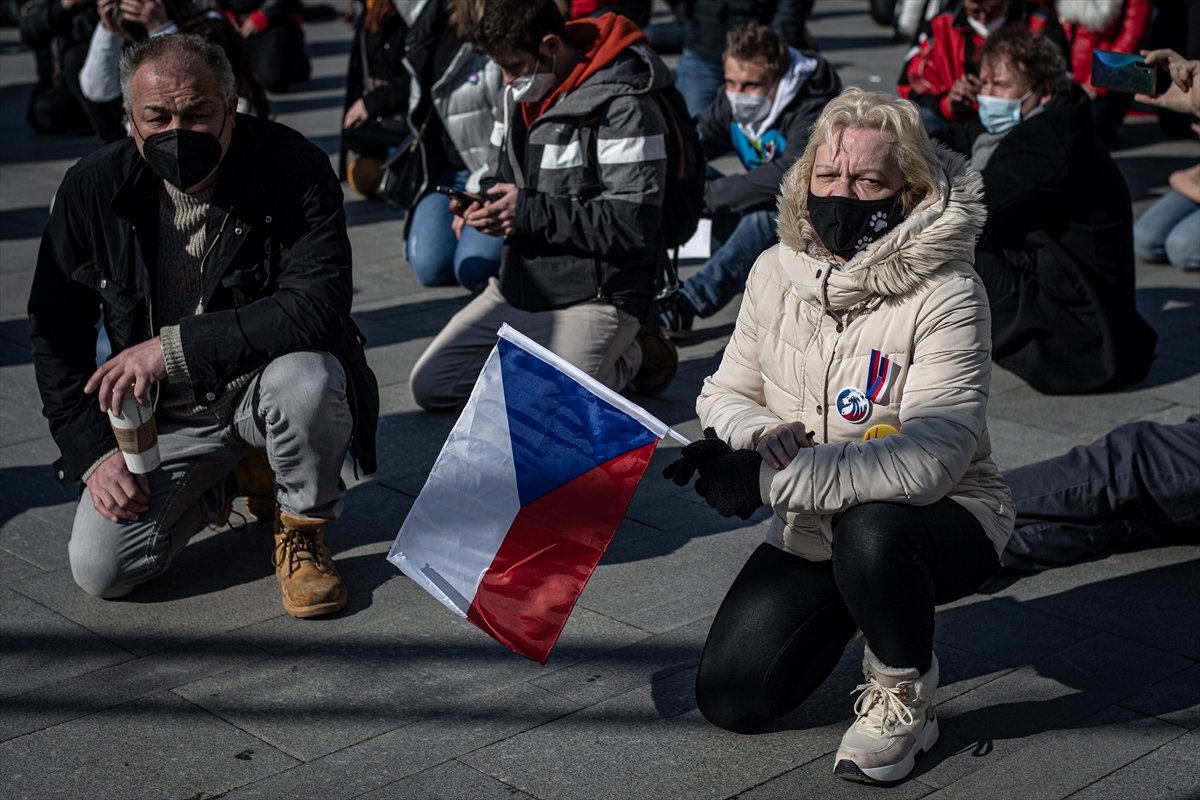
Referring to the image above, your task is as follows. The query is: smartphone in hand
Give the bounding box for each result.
[1091,50,1171,95]
[435,185,488,205]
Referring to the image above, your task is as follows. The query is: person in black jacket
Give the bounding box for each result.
[28,34,379,618]
[938,25,1156,394]
[661,22,840,337]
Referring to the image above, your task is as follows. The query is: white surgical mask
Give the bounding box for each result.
[726,91,772,126]
[967,15,1006,38]
[976,90,1031,134]
[511,56,556,104]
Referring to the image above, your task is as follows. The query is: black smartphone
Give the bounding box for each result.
[1091,50,1171,95]
[434,185,488,204]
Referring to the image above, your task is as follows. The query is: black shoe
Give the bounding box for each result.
[659,293,696,340]
[630,326,678,397]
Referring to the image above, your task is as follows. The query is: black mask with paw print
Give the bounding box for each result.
[807,191,906,261]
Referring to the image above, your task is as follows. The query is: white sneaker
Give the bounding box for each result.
[833,646,939,784]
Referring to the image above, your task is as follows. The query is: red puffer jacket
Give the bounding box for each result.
[1058,0,1152,95]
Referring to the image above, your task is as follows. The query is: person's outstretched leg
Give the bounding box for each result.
[679,210,777,319]
[696,542,858,733]
[1003,415,1200,571]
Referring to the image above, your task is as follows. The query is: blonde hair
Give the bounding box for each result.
[782,87,940,225]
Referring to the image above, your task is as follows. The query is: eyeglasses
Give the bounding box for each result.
[964,1,1003,19]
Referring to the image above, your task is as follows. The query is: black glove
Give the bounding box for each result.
[694,449,764,520]
[662,427,732,486]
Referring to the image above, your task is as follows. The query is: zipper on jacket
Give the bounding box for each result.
[197,208,234,314]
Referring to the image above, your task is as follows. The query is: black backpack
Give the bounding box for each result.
[650,84,707,249]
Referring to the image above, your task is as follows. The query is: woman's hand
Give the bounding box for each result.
[119,0,168,32]
[97,0,116,29]
[343,98,369,129]
[755,421,815,470]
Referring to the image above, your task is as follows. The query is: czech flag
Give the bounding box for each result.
[387,325,683,664]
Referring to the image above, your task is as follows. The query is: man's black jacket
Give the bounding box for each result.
[29,113,379,486]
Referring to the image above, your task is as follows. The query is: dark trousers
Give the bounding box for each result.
[1002,415,1200,571]
[696,499,998,733]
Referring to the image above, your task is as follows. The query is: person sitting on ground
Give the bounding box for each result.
[1002,415,1200,572]
[215,0,311,92]
[898,0,1064,135]
[182,10,271,117]
[384,0,505,293]
[1055,0,1152,146]
[28,33,380,618]
[1133,48,1200,271]
[79,0,199,140]
[409,0,678,410]
[340,0,409,198]
[18,0,116,141]
[664,87,1013,785]
[659,21,841,338]
[937,24,1157,394]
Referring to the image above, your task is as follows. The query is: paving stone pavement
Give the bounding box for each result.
[1,3,1198,798]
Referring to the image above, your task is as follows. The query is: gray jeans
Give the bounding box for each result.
[410,279,643,411]
[69,351,352,598]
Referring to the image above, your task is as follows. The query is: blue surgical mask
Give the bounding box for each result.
[976,91,1031,135]
[726,91,772,126]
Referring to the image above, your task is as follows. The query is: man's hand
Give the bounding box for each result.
[84,336,167,413]
[97,0,116,29]
[462,182,518,237]
[948,73,981,109]
[118,0,168,31]
[755,421,815,470]
[85,451,151,522]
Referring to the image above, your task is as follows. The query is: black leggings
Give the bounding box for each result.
[695,499,999,733]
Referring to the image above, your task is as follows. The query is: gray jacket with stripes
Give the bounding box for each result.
[485,42,673,320]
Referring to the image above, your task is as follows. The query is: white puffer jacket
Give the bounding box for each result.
[697,147,1014,560]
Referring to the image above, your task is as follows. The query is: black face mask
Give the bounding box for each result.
[807,191,906,260]
[136,112,228,192]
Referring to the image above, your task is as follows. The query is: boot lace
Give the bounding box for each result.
[850,674,915,734]
[272,528,335,577]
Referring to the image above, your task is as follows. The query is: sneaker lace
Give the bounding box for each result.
[850,675,914,733]
[272,528,334,576]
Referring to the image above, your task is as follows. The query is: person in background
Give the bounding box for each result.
[898,0,1064,135]
[216,0,311,92]
[18,0,114,140]
[79,0,198,139]
[1056,0,1152,145]
[1002,415,1200,572]
[410,0,678,410]
[340,0,409,198]
[1133,48,1200,271]
[182,10,271,117]
[665,87,1012,785]
[937,25,1156,394]
[660,21,841,337]
[674,0,815,116]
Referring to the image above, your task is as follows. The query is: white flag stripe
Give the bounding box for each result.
[597,133,666,164]
[387,347,521,614]
[496,324,677,441]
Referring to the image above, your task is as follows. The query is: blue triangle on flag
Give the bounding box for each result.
[498,338,657,507]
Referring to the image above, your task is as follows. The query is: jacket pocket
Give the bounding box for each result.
[71,263,140,315]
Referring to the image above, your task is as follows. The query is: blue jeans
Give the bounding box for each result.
[1133,189,1200,270]
[675,48,725,117]
[406,169,504,292]
[679,209,778,318]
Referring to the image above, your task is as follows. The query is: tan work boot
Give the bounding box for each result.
[212,450,276,528]
[272,512,347,618]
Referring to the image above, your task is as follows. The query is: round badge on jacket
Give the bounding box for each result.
[836,387,871,424]
[863,423,899,440]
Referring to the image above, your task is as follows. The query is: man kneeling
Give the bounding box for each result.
[29,33,379,617]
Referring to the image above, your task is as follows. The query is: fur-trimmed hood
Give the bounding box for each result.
[776,145,986,305]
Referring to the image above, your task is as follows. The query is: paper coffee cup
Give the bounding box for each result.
[107,393,160,473]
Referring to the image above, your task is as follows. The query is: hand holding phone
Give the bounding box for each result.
[435,185,488,205]
[1091,50,1171,96]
